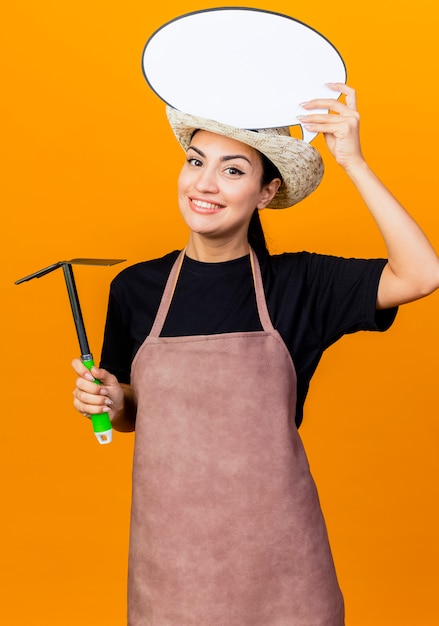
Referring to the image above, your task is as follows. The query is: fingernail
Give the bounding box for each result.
[104,398,113,406]
[84,373,94,381]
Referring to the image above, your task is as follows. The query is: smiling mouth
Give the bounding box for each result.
[190,198,225,212]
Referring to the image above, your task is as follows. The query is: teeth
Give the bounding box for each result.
[192,199,222,210]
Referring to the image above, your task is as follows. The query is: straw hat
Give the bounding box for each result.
[166,105,324,209]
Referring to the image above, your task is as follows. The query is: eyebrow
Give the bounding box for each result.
[187,145,252,165]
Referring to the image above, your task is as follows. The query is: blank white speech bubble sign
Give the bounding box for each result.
[142,8,346,141]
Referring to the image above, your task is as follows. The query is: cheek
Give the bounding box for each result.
[177,170,192,218]
[177,171,192,211]
[177,167,186,193]
[177,165,199,199]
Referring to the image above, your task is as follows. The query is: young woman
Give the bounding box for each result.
[72,84,439,625]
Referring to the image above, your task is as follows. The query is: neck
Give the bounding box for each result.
[185,233,251,263]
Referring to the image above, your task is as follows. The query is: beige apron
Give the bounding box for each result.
[129,249,344,625]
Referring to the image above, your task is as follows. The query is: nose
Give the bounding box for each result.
[194,165,219,194]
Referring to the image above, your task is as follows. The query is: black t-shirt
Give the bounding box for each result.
[100,250,397,427]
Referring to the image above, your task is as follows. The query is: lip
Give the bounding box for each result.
[189,197,225,215]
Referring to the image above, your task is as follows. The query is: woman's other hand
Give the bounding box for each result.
[72,358,125,424]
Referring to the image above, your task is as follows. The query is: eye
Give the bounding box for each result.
[187,157,203,167]
[224,166,245,176]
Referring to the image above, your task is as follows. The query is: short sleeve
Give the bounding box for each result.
[301,253,397,349]
[263,252,398,427]
[100,287,133,384]
[98,251,179,383]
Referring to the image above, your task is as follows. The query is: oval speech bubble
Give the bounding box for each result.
[142,8,346,140]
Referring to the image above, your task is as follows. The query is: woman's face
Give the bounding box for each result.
[177,130,279,246]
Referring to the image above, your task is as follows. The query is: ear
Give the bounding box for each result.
[257,178,282,209]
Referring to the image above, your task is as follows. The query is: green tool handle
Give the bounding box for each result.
[82,356,113,444]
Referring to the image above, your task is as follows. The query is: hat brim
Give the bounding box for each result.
[166,105,324,209]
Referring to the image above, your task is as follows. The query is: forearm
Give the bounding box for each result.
[111,383,137,432]
[345,159,439,306]
[300,83,439,307]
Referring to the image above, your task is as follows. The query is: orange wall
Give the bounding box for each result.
[2,1,438,624]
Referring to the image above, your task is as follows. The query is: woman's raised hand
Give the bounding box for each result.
[298,83,364,172]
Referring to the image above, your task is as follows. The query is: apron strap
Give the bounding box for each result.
[150,247,275,338]
[249,248,276,333]
[149,249,186,338]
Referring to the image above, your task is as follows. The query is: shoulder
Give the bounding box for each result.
[110,250,181,295]
[259,250,310,278]
[260,250,341,273]
[260,251,391,327]
[261,250,388,282]
[258,250,346,293]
